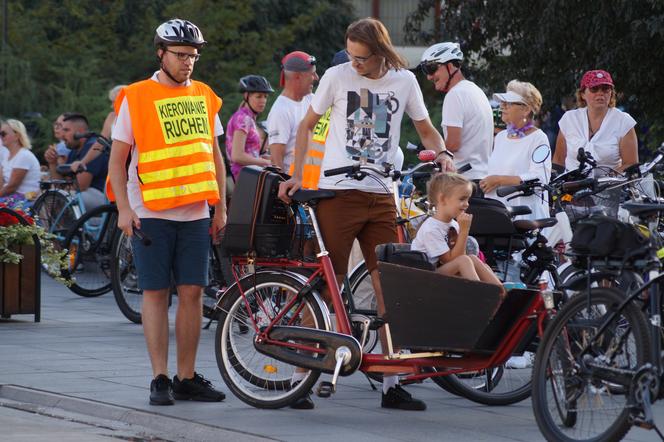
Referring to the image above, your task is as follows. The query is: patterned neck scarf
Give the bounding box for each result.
[506,121,534,138]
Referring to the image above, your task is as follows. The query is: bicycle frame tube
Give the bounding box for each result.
[51,194,82,235]
[304,204,353,335]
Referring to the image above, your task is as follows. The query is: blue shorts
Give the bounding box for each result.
[132,218,210,290]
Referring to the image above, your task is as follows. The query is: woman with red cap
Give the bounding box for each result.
[552,69,638,174]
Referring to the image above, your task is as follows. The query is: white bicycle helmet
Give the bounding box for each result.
[154,19,206,48]
[420,42,463,65]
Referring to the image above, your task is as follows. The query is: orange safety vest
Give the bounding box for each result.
[288,108,330,189]
[106,79,222,210]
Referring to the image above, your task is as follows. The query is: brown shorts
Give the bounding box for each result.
[316,189,397,275]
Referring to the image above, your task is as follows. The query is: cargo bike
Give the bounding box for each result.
[214,164,558,409]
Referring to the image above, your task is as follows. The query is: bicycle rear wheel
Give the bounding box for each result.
[215,271,326,409]
[31,190,78,239]
[61,204,117,297]
[532,287,650,442]
[111,230,142,324]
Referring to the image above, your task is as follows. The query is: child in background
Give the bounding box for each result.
[411,173,503,291]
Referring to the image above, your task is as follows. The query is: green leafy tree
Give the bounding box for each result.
[0,0,354,157]
[404,0,664,148]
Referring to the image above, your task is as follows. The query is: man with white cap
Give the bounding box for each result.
[419,42,493,182]
[267,51,318,172]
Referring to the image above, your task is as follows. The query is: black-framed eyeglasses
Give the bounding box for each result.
[165,49,200,62]
[0,131,7,137]
[419,61,442,76]
[588,84,613,93]
[345,50,373,64]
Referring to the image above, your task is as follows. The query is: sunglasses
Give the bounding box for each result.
[419,61,442,76]
[588,84,613,93]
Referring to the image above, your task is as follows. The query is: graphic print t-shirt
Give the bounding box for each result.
[311,64,429,192]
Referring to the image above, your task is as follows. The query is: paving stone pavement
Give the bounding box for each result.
[1,274,663,441]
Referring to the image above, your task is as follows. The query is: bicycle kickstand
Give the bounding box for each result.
[316,347,352,398]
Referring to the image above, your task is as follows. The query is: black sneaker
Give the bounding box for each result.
[150,374,174,406]
[381,385,426,411]
[172,372,225,402]
[290,380,314,410]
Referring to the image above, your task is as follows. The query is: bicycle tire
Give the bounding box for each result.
[111,230,142,324]
[215,271,326,409]
[61,204,117,297]
[31,190,78,239]
[532,287,650,442]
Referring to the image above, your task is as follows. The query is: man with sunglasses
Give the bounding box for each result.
[267,51,318,173]
[279,18,453,411]
[419,42,493,182]
[108,18,227,407]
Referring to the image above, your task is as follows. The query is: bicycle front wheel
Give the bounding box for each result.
[61,204,117,297]
[111,230,142,324]
[532,287,650,442]
[215,271,327,409]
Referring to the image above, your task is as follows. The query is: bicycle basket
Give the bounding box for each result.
[222,166,296,258]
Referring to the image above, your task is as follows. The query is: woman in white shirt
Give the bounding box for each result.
[480,80,551,221]
[552,69,637,174]
[0,119,42,207]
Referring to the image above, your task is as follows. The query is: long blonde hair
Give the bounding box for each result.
[345,18,407,70]
[427,172,472,206]
[2,119,32,149]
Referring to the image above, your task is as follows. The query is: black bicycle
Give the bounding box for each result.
[532,202,664,441]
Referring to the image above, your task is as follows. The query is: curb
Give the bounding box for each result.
[0,384,277,442]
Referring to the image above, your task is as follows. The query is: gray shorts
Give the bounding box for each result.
[131,218,210,290]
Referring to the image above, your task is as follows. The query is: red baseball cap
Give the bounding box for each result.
[580,70,614,89]
[280,51,316,86]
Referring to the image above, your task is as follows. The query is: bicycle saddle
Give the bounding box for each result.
[622,202,664,217]
[513,217,557,233]
[56,164,78,176]
[506,205,532,217]
[290,189,335,204]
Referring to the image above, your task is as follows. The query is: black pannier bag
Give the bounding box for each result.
[222,166,295,257]
[569,214,649,259]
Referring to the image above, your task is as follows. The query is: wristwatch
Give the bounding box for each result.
[436,149,454,160]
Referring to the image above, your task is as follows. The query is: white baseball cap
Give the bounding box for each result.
[492,91,526,105]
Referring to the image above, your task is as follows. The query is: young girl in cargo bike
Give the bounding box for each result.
[411,173,504,292]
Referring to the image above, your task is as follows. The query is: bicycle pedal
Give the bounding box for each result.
[316,381,335,398]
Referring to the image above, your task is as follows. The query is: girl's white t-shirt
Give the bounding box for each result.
[411,217,460,264]
[486,129,551,220]
[558,107,636,171]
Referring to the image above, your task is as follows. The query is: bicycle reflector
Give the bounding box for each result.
[263,364,278,374]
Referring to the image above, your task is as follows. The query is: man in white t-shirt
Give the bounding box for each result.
[280,18,454,411]
[108,19,226,407]
[419,42,493,181]
[266,51,318,172]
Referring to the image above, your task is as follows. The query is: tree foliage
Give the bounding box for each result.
[0,0,354,156]
[404,0,664,148]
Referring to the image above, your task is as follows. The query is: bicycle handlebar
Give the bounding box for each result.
[561,177,596,193]
[324,165,359,177]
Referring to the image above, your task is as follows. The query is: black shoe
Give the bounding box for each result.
[381,385,426,411]
[173,372,226,402]
[290,381,314,410]
[150,374,174,406]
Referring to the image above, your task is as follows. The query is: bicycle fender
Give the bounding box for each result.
[561,271,622,291]
[254,326,362,376]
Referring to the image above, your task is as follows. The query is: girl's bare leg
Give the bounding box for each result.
[438,255,479,280]
[469,255,503,288]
